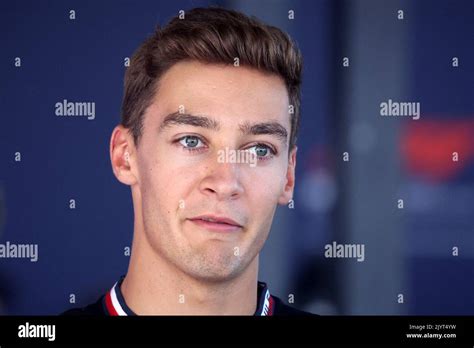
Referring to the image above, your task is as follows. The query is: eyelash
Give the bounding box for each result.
[175,135,207,154]
[249,144,277,161]
[174,135,277,161]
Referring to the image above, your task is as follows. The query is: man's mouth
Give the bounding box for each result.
[188,215,243,232]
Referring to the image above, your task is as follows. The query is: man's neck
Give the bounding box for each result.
[121,230,259,315]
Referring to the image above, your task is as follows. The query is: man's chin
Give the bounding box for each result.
[182,253,249,283]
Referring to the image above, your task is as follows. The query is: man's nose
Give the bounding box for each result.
[198,156,244,201]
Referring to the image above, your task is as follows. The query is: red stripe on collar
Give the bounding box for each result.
[260,288,275,316]
[105,289,119,316]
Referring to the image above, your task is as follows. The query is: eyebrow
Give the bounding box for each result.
[239,121,288,144]
[159,112,288,144]
[159,112,220,131]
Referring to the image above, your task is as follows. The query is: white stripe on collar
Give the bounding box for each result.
[110,282,128,316]
[260,288,271,316]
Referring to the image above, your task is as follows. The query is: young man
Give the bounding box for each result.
[64,7,310,315]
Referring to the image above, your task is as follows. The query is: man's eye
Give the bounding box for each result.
[248,144,275,159]
[179,136,204,149]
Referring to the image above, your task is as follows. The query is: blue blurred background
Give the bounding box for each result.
[0,0,473,315]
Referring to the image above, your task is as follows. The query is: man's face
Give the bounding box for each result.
[132,61,296,282]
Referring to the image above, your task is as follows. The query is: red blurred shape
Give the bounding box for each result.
[400,119,474,182]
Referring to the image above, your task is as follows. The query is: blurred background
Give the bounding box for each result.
[0,0,473,315]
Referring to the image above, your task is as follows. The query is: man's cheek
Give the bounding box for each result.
[246,178,280,218]
[140,170,173,213]
[253,168,286,198]
[155,172,196,213]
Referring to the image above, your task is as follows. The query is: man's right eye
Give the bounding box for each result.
[178,135,205,150]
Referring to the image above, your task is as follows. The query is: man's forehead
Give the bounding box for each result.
[149,61,290,127]
[158,60,286,88]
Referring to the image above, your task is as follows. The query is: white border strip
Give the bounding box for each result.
[261,289,271,316]
[110,282,128,316]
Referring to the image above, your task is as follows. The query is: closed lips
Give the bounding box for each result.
[189,215,242,227]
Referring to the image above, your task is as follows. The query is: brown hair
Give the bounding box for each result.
[121,7,303,150]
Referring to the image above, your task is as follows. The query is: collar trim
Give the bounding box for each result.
[104,277,274,316]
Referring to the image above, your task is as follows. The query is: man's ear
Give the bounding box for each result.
[110,125,138,186]
[278,146,297,205]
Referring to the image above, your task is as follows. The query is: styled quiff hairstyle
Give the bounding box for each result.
[121,7,303,150]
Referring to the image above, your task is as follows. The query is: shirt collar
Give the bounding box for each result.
[104,275,274,316]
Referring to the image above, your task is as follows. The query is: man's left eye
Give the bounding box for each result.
[179,136,204,148]
[248,144,274,158]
